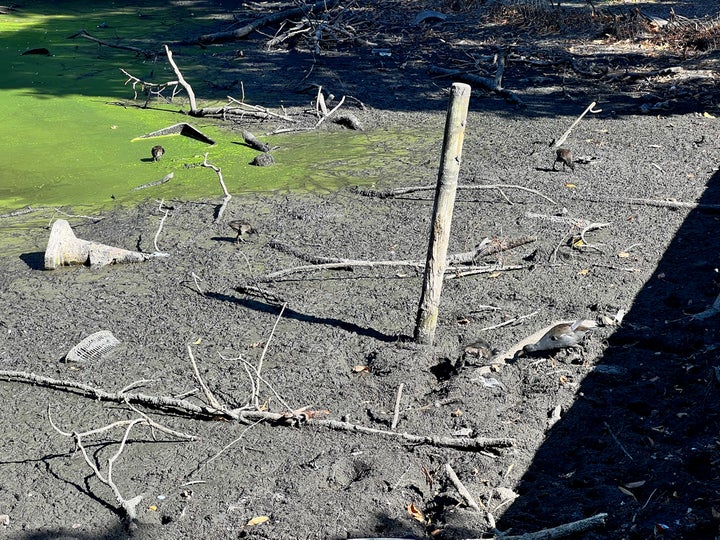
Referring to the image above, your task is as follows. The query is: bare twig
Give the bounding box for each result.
[354,183,556,205]
[153,199,169,253]
[390,383,404,431]
[552,101,601,149]
[445,463,485,513]
[201,153,232,223]
[69,29,155,58]
[479,311,539,332]
[253,303,287,409]
[187,344,225,412]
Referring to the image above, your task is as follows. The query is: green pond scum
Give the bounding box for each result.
[0,2,423,252]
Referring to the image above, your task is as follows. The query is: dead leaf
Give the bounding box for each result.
[578,268,590,276]
[564,182,576,189]
[148,505,158,512]
[703,111,715,118]
[618,251,630,258]
[450,409,463,417]
[617,486,637,501]
[353,365,370,373]
[247,516,270,526]
[488,272,502,278]
[625,480,646,489]
[407,502,426,524]
[192,337,202,345]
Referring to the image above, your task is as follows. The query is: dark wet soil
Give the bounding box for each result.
[2,1,720,539]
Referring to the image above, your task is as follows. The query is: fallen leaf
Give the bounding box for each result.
[192,337,202,345]
[247,516,270,526]
[617,486,637,501]
[148,505,158,512]
[578,268,590,276]
[353,365,370,373]
[488,272,502,278]
[450,409,463,417]
[407,502,426,523]
[573,238,586,248]
[564,183,576,189]
[618,251,630,258]
[703,111,715,118]
[625,480,646,489]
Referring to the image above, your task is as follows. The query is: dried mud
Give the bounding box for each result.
[2,1,720,539]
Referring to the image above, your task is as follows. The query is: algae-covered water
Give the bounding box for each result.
[0,2,420,247]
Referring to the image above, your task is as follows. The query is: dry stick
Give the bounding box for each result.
[190,418,265,476]
[164,44,197,113]
[187,344,225,412]
[552,101,600,149]
[479,310,539,332]
[226,95,295,122]
[132,172,174,191]
[119,68,179,101]
[586,195,720,212]
[0,371,512,451]
[257,261,522,281]
[483,512,608,540]
[191,0,340,45]
[315,95,346,128]
[428,65,523,106]
[445,463,485,513]
[603,421,634,461]
[355,183,556,205]
[68,29,156,58]
[153,199,169,253]
[201,153,232,224]
[390,383,405,431]
[253,303,288,410]
[0,207,36,219]
[415,82,471,345]
[447,235,536,264]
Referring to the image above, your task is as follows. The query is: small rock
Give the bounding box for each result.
[251,153,275,167]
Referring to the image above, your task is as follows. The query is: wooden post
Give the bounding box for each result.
[414,83,471,345]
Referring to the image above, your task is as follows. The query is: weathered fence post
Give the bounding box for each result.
[414,82,471,345]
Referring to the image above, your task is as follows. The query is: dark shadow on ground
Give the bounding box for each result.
[205,290,407,343]
[3,2,720,117]
[478,172,720,537]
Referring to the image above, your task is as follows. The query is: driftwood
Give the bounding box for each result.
[132,173,174,191]
[242,130,271,152]
[0,370,514,452]
[429,64,524,106]
[189,0,340,45]
[586,195,720,212]
[69,29,156,58]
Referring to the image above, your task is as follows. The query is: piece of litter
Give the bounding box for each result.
[65,331,120,364]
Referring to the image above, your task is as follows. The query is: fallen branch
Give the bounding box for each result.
[256,259,523,281]
[0,207,37,219]
[201,153,231,223]
[445,463,485,513]
[353,183,556,205]
[190,0,340,45]
[0,370,513,452]
[586,196,720,212]
[447,236,536,264]
[69,29,156,58]
[132,172,174,191]
[119,68,181,103]
[486,512,608,540]
[428,65,524,106]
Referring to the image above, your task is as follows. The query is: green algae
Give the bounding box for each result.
[0,2,426,256]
